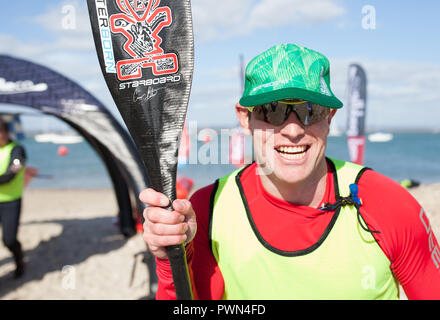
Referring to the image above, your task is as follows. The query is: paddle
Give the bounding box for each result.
[87,0,194,300]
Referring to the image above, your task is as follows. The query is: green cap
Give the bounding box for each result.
[239,43,343,109]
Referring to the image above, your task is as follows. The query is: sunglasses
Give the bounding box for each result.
[248,100,331,126]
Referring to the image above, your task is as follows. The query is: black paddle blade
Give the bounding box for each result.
[87,0,194,300]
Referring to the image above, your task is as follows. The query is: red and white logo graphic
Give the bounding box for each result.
[110,0,178,80]
[230,127,246,168]
[347,136,366,165]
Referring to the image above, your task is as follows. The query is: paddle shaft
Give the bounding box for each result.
[163,202,193,300]
[167,244,193,300]
[86,0,195,300]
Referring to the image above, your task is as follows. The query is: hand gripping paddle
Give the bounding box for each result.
[87,0,194,300]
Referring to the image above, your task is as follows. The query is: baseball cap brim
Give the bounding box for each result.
[239,87,343,109]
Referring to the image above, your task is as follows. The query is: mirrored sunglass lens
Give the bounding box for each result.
[288,103,329,126]
[307,103,330,125]
[291,104,309,125]
[252,105,266,121]
[253,102,330,126]
[265,103,288,126]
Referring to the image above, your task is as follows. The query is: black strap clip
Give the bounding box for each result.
[319,183,380,234]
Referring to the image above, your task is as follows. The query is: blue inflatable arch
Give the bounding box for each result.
[0,55,151,237]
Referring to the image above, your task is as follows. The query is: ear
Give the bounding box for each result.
[235,103,252,135]
[327,109,337,125]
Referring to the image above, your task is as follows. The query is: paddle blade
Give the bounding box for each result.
[87,0,194,201]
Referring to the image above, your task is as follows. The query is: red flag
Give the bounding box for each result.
[230,128,245,167]
[346,64,367,165]
[347,136,366,165]
[178,121,190,165]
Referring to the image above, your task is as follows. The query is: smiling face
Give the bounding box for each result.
[236,103,337,203]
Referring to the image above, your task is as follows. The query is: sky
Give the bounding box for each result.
[0,0,439,132]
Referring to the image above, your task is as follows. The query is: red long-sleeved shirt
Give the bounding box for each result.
[156,162,440,300]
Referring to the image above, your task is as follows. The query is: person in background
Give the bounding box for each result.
[0,118,27,278]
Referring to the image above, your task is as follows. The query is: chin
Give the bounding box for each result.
[272,167,311,186]
[270,154,323,186]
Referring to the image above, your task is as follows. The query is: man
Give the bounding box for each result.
[140,44,440,299]
[0,118,27,278]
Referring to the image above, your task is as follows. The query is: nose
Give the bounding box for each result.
[279,111,306,138]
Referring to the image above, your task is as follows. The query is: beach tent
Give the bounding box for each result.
[0,55,150,237]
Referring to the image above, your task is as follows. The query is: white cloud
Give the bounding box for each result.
[33,0,91,36]
[0,34,53,57]
[32,1,94,52]
[328,58,440,130]
[247,0,346,29]
[0,1,95,59]
[0,1,106,100]
[2,1,437,131]
[188,57,440,129]
[192,0,346,41]
[192,0,253,41]
[330,58,440,102]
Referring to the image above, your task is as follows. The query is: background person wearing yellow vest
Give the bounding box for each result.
[0,118,27,278]
[140,44,440,299]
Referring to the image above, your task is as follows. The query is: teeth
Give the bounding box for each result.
[280,153,304,160]
[276,145,307,160]
[278,146,306,154]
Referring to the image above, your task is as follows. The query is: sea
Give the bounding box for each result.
[21,132,440,190]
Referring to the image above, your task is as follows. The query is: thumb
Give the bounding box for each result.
[172,199,193,214]
[172,199,197,243]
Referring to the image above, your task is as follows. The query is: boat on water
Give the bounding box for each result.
[367,132,394,142]
[34,132,84,144]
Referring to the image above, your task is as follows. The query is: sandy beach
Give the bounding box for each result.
[0,183,439,300]
[0,189,152,300]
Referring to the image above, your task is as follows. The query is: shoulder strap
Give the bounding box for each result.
[324,158,379,234]
[326,157,371,197]
[208,163,252,252]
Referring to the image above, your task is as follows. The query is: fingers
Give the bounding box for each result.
[139,188,197,259]
[144,206,185,225]
[144,232,188,249]
[139,189,194,218]
[172,199,191,214]
[146,219,188,236]
[142,204,189,253]
[142,209,188,258]
[139,188,170,207]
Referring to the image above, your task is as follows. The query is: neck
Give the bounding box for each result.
[258,158,328,208]
[0,139,9,148]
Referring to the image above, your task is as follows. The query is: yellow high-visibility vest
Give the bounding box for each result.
[210,158,399,299]
[0,142,24,202]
